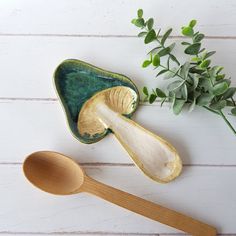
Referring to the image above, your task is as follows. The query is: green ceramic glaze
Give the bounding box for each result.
[54,59,139,144]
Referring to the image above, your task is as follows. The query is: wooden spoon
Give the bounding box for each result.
[23,151,216,236]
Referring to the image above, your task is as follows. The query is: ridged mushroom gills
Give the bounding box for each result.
[54,59,182,183]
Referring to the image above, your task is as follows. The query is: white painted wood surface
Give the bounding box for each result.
[0,1,236,235]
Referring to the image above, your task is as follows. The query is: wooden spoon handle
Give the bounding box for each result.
[83,177,216,236]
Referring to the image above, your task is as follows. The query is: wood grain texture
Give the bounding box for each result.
[0,0,236,37]
[0,100,235,165]
[0,37,235,98]
[0,165,235,234]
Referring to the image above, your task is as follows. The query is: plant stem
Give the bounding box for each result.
[231,98,236,106]
[219,110,236,135]
[203,106,220,115]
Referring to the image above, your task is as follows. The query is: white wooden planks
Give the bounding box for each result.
[0,100,235,165]
[0,0,236,37]
[0,37,235,98]
[1,0,236,235]
[0,165,236,234]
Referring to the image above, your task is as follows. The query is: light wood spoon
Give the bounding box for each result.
[23,151,217,236]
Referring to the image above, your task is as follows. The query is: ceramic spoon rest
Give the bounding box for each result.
[54,59,182,183]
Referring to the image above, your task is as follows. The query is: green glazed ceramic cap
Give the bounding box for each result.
[54,59,139,144]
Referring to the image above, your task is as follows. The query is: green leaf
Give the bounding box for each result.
[169,54,180,65]
[158,47,170,57]
[138,31,147,37]
[189,19,197,28]
[144,29,156,44]
[161,28,172,45]
[222,87,236,99]
[137,9,143,18]
[181,84,188,100]
[213,82,229,95]
[182,26,194,36]
[203,51,216,59]
[142,60,152,68]
[147,18,154,30]
[167,80,184,91]
[194,33,204,42]
[149,94,157,104]
[216,74,226,80]
[231,107,236,116]
[143,86,149,96]
[193,74,200,89]
[196,93,214,106]
[180,62,190,79]
[184,43,201,55]
[152,54,160,66]
[133,18,145,27]
[226,100,235,107]
[147,46,162,55]
[210,100,227,110]
[200,59,211,68]
[173,99,186,115]
[155,88,166,98]
[156,69,168,77]
[181,42,191,46]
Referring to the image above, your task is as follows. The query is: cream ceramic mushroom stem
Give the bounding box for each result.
[95,102,182,183]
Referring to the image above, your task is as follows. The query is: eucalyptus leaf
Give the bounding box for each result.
[142,60,152,68]
[138,31,147,37]
[167,80,184,91]
[161,28,172,45]
[137,9,143,18]
[145,29,156,44]
[152,54,160,66]
[182,26,194,36]
[184,43,201,55]
[194,33,204,42]
[181,42,191,46]
[158,47,170,57]
[173,99,186,115]
[189,19,197,28]
[180,62,190,79]
[147,46,162,55]
[210,100,227,110]
[147,18,154,30]
[222,87,236,99]
[200,60,211,68]
[231,107,236,116]
[155,88,166,98]
[169,54,180,65]
[203,51,216,59]
[156,69,168,77]
[134,18,145,27]
[196,93,214,106]
[213,82,229,95]
[193,74,200,89]
[143,86,149,96]
[149,94,157,104]
[181,84,188,100]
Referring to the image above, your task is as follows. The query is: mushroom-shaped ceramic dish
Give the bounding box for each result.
[54,59,182,183]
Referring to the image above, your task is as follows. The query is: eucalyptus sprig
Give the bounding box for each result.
[132,9,236,135]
